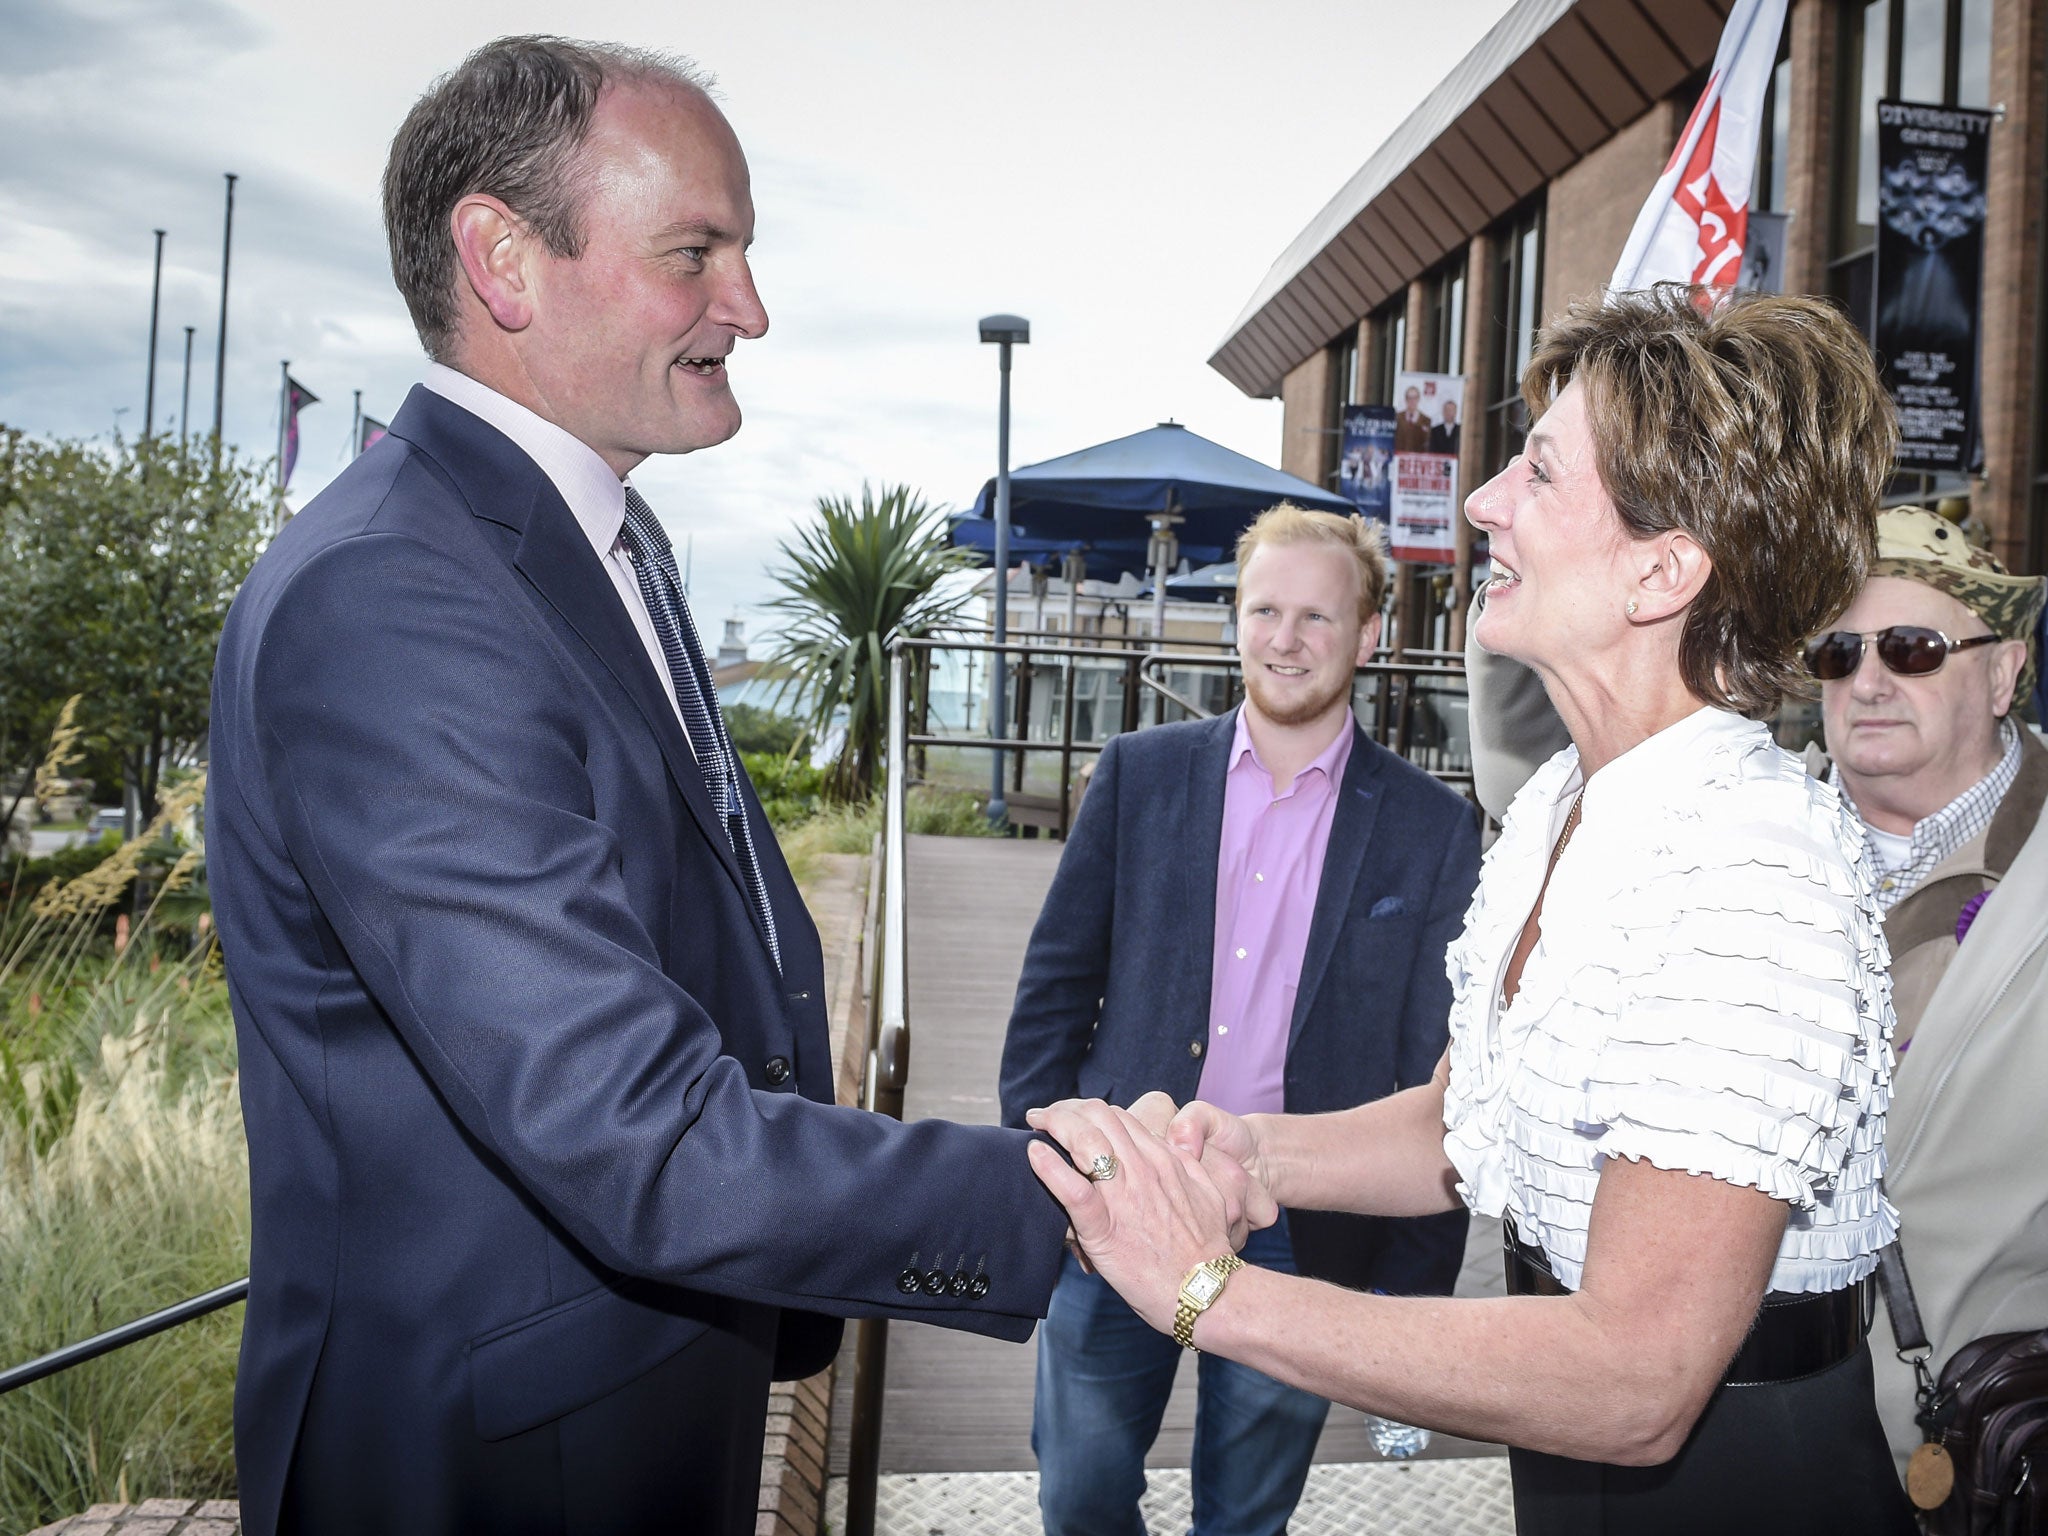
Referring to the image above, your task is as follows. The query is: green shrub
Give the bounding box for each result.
[740,751,828,830]
[723,704,804,758]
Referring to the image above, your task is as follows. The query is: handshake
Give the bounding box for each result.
[1022,1092,1278,1337]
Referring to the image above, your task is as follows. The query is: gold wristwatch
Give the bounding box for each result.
[1173,1255,1245,1350]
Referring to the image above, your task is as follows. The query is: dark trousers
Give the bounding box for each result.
[1508,1340,1917,1536]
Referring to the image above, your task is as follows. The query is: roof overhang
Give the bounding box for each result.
[1209,0,1731,398]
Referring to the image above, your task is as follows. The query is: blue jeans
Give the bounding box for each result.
[1033,1214,1330,1536]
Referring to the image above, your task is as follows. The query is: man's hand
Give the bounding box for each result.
[1167,1100,1270,1202]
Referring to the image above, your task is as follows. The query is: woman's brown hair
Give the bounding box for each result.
[1524,285,1898,717]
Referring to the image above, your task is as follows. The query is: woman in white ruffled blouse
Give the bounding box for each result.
[1026,286,1916,1535]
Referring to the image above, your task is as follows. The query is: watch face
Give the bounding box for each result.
[1185,1269,1224,1306]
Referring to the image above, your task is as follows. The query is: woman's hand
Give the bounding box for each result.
[1025,1098,1275,1333]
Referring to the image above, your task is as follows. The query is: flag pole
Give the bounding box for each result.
[144,229,166,439]
[352,389,363,460]
[212,173,238,455]
[180,327,195,449]
[275,361,289,525]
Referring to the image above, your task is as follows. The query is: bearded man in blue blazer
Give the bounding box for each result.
[207,37,1100,1536]
[1001,506,1478,1536]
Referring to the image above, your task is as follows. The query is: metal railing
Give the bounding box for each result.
[842,648,913,1536]
[0,1277,247,1397]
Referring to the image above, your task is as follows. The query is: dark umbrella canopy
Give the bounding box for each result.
[945,514,1180,583]
[1157,560,1239,604]
[966,421,1354,550]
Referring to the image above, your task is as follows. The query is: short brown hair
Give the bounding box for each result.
[1525,285,1897,717]
[383,36,713,360]
[1234,503,1389,622]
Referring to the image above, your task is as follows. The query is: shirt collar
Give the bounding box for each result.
[1228,704,1356,791]
[422,363,629,561]
[1833,715,2023,909]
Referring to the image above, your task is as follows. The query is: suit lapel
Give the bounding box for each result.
[387,387,747,899]
[1289,724,1383,1050]
[1180,712,1235,1033]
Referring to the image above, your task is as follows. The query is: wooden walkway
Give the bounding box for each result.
[829,834,1504,1476]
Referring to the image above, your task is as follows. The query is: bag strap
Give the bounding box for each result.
[1880,1239,1933,1355]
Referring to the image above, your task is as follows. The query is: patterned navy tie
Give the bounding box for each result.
[617,486,782,971]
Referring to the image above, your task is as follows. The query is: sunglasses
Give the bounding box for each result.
[1803,625,2002,681]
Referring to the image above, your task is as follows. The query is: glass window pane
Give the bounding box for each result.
[1899,0,1946,102]
[1957,0,1992,107]
[1516,222,1540,380]
[1766,57,1792,212]
[1854,0,1890,233]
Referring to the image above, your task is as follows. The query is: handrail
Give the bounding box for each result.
[844,648,914,1536]
[0,1277,248,1397]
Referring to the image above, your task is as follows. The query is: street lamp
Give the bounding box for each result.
[979,313,1029,828]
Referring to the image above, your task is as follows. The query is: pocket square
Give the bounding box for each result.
[1368,896,1411,920]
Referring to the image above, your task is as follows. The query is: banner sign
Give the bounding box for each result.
[1875,99,1992,473]
[1337,405,1395,527]
[1736,210,1787,293]
[1389,371,1464,565]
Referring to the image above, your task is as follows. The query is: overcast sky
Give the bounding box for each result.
[1,0,1519,644]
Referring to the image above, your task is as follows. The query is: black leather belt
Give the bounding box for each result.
[1503,1221,1874,1387]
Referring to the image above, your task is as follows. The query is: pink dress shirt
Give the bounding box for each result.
[1195,708,1354,1116]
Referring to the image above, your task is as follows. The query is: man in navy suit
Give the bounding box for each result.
[207,38,1094,1535]
[1000,505,1478,1536]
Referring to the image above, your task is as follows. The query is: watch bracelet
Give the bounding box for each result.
[1172,1254,1246,1350]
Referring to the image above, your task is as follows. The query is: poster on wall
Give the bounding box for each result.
[1874,99,1993,472]
[1389,371,1465,564]
[1736,211,1788,294]
[1337,405,1396,528]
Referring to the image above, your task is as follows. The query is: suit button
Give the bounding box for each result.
[948,1270,971,1297]
[1188,1040,1204,1058]
[764,1056,791,1085]
[969,1276,990,1300]
[922,1269,947,1296]
[896,1268,922,1295]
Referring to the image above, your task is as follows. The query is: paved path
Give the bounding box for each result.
[828,834,1508,1479]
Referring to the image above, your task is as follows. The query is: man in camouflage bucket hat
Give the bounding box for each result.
[1816,507,2048,1482]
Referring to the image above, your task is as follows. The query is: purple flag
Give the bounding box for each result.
[282,375,319,489]
[358,415,388,456]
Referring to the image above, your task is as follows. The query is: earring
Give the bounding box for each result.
[1626,600,1639,617]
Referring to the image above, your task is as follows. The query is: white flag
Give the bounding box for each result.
[1609,0,1788,292]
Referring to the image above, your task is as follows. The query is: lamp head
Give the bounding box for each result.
[979,314,1031,345]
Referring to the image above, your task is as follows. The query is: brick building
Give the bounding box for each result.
[1212,0,2047,648]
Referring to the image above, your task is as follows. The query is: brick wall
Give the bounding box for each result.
[1278,346,1336,486]
[1540,99,1683,320]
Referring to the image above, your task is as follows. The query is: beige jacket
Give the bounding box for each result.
[1869,732,2048,1472]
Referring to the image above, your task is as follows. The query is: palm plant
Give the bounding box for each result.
[764,484,973,802]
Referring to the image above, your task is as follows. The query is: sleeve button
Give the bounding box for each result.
[969,1275,991,1299]
[948,1270,971,1297]
[922,1269,947,1296]
[896,1268,922,1295]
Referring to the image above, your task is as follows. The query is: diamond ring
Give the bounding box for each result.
[1087,1153,1119,1182]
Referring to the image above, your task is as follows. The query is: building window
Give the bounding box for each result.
[1831,0,1995,326]
[1754,52,1794,215]
[1485,203,1544,473]
[1418,258,1467,375]
[1365,293,1407,403]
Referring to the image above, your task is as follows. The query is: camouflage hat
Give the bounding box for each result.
[1870,506,2047,704]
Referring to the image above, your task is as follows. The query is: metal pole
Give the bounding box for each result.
[143,229,165,439]
[352,389,363,460]
[988,339,1013,828]
[179,326,195,449]
[275,360,289,501]
[212,173,238,450]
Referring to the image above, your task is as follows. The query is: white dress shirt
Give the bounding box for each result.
[421,365,689,739]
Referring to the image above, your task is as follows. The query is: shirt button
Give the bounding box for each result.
[1255,873,1265,883]
[1218,1025,1229,1035]
[1235,948,1247,960]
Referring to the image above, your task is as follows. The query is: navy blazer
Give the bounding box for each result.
[998,710,1478,1298]
[209,387,1069,1536]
